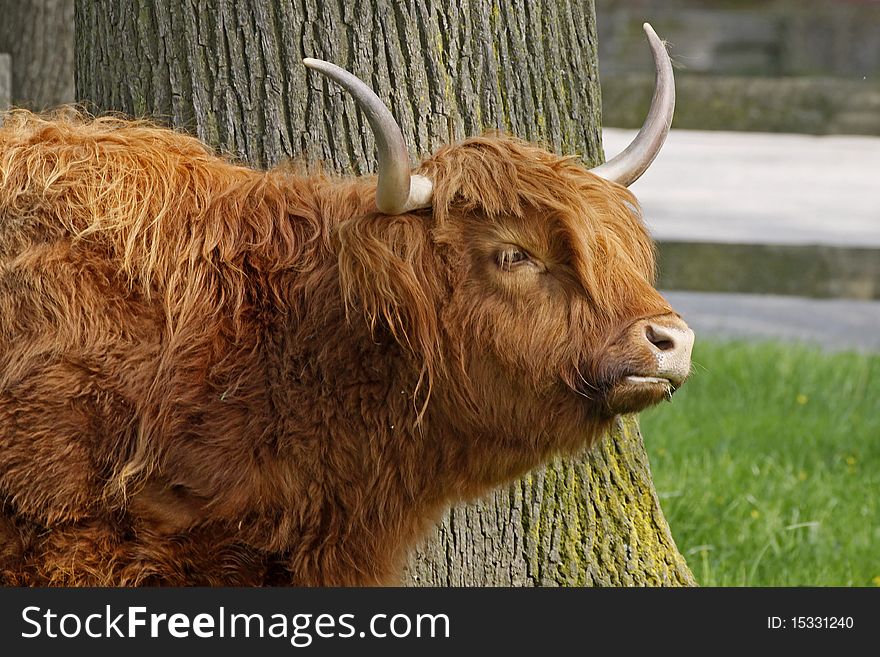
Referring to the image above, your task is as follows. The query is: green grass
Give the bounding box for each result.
[639,340,880,587]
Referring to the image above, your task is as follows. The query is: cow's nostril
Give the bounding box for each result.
[645,324,677,352]
[634,317,695,388]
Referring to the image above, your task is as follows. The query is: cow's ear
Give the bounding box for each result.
[335,213,442,377]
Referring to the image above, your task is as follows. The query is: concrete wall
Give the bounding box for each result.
[657,242,880,301]
[598,0,880,78]
[597,0,880,134]
[603,74,880,135]
[0,54,9,111]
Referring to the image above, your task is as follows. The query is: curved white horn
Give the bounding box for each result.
[590,23,675,187]
[303,58,433,215]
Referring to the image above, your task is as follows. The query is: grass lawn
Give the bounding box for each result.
[639,340,880,587]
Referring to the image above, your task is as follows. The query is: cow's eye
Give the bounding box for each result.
[496,247,532,272]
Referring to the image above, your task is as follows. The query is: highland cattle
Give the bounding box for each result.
[0,24,692,585]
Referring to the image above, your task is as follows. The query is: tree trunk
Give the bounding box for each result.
[0,0,74,110]
[75,0,695,586]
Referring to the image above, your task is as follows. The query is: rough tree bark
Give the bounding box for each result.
[75,0,695,586]
[0,0,74,110]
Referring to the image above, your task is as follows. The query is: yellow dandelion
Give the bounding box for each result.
[873,575,880,587]
[846,456,857,466]
[750,509,760,519]
[796,394,808,405]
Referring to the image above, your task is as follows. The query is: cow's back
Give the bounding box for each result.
[0,111,289,584]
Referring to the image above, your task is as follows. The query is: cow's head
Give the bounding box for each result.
[308,24,693,455]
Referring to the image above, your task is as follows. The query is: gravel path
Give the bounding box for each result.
[663,290,880,352]
[603,128,880,247]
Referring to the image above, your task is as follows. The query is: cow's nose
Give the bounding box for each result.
[641,317,695,387]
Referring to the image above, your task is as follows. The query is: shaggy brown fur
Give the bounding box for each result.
[0,109,680,585]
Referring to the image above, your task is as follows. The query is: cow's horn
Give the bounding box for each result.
[589,23,675,187]
[303,58,433,215]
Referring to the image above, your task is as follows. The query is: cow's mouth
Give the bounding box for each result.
[602,373,677,414]
[624,375,675,388]
[570,371,678,415]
